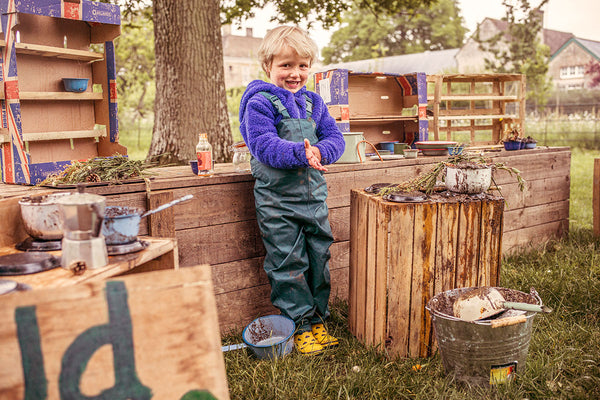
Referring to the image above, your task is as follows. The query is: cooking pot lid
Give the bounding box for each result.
[364,183,398,194]
[383,192,428,203]
[0,252,61,276]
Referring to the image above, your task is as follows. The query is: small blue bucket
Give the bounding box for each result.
[63,78,89,92]
[242,315,295,359]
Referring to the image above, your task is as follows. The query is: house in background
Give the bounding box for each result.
[318,48,460,75]
[456,17,600,90]
[548,38,600,90]
[221,26,263,88]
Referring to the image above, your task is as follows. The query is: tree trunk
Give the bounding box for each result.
[148,0,233,165]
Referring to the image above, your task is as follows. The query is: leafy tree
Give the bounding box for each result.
[586,61,600,88]
[106,0,437,164]
[322,0,467,64]
[475,0,551,106]
[114,8,155,127]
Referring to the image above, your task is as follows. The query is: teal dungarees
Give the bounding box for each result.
[250,92,334,333]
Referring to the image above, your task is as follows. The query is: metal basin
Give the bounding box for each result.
[19,192,72,240]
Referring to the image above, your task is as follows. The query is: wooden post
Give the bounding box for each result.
[146,190,176,238]
[594,159,600,237]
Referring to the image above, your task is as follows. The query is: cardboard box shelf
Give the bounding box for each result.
[0,40,104,62]
[427,74,526,145]
[0,0,125,185]
[2,92,104,100]
[314,69,429,147]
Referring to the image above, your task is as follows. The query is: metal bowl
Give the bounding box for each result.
[19,192,72,240]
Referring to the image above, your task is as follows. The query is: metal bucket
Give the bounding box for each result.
[336,132,365,163]
[242,315,295,360]
[426,287,541,386]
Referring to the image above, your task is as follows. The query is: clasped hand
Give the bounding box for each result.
[304,139,327,172]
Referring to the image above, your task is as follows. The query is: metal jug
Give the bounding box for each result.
[56,184,106,240]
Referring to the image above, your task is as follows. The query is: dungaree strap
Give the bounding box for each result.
[258,91,313,119]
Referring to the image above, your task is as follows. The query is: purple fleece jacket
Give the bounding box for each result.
[239,80,345,169]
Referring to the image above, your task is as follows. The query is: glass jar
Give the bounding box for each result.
[230,142,251,173]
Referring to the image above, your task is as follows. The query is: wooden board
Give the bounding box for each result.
[2,237,178,290]
[0,265,230,400]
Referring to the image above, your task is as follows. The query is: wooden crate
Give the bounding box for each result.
[349,189,504,358]
[314,69,429,147]
[0,0,126,184]
[427,74,526,145]
[0,266,230,399]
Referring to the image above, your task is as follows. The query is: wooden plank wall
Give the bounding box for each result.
[0,148,571,335]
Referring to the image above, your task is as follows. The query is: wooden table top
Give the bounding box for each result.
[1,236,177,290]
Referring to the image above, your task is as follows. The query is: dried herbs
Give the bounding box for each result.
[38,154,156,186]
[373,153,526,196]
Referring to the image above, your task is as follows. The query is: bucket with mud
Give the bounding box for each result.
[242,315,295,360]
[426,286,543,386]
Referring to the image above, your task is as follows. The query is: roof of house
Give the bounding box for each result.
[320,48,459,75]
[222,32,263,59]
[481,17,574,55]
[550,37,600,62]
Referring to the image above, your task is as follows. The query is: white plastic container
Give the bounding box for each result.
[445,165,492,194]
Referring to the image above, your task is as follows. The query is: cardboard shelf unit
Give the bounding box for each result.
[427,74,526,145]
[0,0,126,185]
[314,69,429,147]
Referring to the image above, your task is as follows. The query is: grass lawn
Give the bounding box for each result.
[221,148,600,400]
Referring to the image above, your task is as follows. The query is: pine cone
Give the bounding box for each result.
[86,173,101,182]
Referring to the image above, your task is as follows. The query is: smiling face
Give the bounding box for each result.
[267,45,311,93]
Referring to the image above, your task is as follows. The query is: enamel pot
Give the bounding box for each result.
[102,195,193,245]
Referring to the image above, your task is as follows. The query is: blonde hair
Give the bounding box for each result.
[258,26,319,74]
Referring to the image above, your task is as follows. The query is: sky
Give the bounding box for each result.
[230,0,600,52]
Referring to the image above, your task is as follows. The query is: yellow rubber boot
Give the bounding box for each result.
[311,323,339,347]
[294,331,324,355]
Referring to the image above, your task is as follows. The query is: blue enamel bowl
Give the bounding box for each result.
[63,78,89,92]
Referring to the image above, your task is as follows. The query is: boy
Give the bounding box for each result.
[239,26,345,355]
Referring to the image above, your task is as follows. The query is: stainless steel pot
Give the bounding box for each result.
[19,192,73,240]
[56,187,106,240]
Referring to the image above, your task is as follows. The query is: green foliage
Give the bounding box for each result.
[475,0,552,106]
[322,0,467,64]
[114,7,156,126]
[221,0,436,30]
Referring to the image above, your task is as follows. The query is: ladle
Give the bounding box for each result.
[141,194,194,218]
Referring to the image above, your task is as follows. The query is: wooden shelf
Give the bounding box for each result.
[0,40,103,62]
[428,95,520,102]
[429,114,518,121]
[349,116,419,123]
[16,91,103,100]
[0,127,106,143]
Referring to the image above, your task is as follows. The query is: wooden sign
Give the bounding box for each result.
[0,266,230,399]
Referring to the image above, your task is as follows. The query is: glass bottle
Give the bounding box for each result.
[196,133,213,176]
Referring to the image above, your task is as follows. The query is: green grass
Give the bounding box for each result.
[221,149,600,400]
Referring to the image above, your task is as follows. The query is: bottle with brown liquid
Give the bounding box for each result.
[196,133,213,176]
